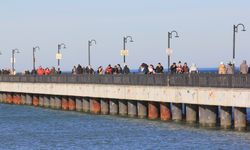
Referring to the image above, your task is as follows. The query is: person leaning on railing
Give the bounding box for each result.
[240,60,248,74]
[189,63,198,74]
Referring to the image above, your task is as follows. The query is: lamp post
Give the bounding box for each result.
[33,46,40,71]
[12,48,20,74]
[122,36,133,64]
[167,30,179,72]
[233,23,246,72]
[88,39,96,66]
[57,43,66,71]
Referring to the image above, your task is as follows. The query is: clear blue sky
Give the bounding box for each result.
[0,0,249,71]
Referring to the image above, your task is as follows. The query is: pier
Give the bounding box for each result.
[0,74,250,131]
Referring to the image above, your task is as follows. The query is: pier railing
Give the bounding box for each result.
[0,74,250,88]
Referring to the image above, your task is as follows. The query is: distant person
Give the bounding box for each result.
[148,64,155,74]
[50,67,56,75]
[86,65,94,74]
[72,66,77,75]
[45,68,51,75]
[240,60,248,74]
[37,66,44,75]
[182,62,189,74]
[226,62,233,74]
[105,64,113,74]
[170,62,177,74]
[97,66,104,75]
[76,64,83,74]
[155,63,164,73]
[117,64,123,74]
[176,61,183,74]
[123,65,130,74]
[139,63,148,74]
[218,62,226,74]
[189,63,198,74]
[113,65,119,74]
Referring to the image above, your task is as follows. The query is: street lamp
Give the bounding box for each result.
[12,48,20,75]
[233,23,246,72]
[57,43,66,71]
[122,36,133,64]
[88,39,96,66]
[33,46,40,71]
[167,30,179,72]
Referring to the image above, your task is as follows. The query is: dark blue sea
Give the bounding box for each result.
[1,104,250,150]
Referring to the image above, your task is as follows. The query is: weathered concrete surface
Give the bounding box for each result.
[62,97,69,110]
[128,100,137,117]
[43,95,50,108]
[137,101,147,119]
[76,98,83,112]
[118,100,128,116]
[160,102,171,121]
[32,95,39,107]
[90,98,101,114]
[109,99,118,115]
[186,104,198,123]
[82,98,90,113]
[148,102,159,120]
[101,99,109,115]
[54,96,62,109]
[234,107,247,131]
[1,83,250,107]
[220,106,232,129]
[172,103,182,121]
[39,95,44,107]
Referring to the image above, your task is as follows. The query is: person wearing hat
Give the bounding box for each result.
[226,62,233,74]
[218,62,226,74]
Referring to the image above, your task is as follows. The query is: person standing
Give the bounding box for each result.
[155,63,164,73]
[218,62,226,74]
[240,60,248,74]
[170,62,177,74]
[182,62,189,74]
[226,62,233,74]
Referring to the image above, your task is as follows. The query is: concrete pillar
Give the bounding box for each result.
[220,106,232,129]
[68,97,76,111]
[32,95,39,107]
[76,97,83,112]
[172,103,182,121]
[13,94,21,105]
[148,101,159,120]
[128,101,137,117]
[101,99,109,115]
[109,99,118,115]
[62,97,69,110]
[137,101,147,119]
[50,96,55,109]
[26,94,32,105]
[54,96,62,109]
[199,105,218,127]
[234,107,247,131]
[186,104,198,123]
[2,93,7,103]
[82,97,90,113]
[39,95,44,107]
[160,102,171,121]
[90,98,101,114]
[21,94,26,105]
[0,93,3,103]
[6,93,13,104]
[43,95,50,108]
[119,100,128,116]
[12,94,17,104]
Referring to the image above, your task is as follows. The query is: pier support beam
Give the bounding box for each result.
[172,103,182,121]
[82,98,90,113]
[39,95,44,107]
[0,93,3,103]
[2,93,7,103]
[68,97,76,111]
[186,104,198,123]
[76,97,83,112]
[43,95,50,108]
[26,94,32,105]
[21,94,26,105]
[101,99,109,115]
[90,98,101,114]
[128,100,137,117]
[199,105,218,127]
[137,101,147,119]
[148,102,159,120]
[14,94,21,105]
[160,102,171,121]
[62,97,69,110]
[50,96,55,109]
[32,95,39,107]
[54,96,62,109]
[109,99,118,115]
[220,106,232,129]
[6,93,13,104]
[234,107,247,131]
[119,100,128,116]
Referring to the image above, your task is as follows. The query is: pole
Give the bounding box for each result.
[33,47,35,71]
[12,50,14,74]
[123,37,126,64]
[233,25,236,73]
[88,41,91,66]
[168,32,171,73]
[57,45,60,71]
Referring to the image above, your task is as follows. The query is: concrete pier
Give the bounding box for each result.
[186,104,198,123]
[39,95,44,107]
[90,98,101,114]
[199,105,218,127]
[160,102,171,121]
[101,99,109,115]
[76,97,83,112]
[50,96,55,109]
[62,97,69,110]
[220,106,232,129]
[68,97,76,111]
[43,95,50,108]
[118,100,128,116]
[128,100,137,117]
[148,101,159,120]
[82,97,90,113]
[137,101,147,119]
[109,99,118,115]
[172,103,182,121]
[26,94,32,105]
[234,107,247,131]
[54,96,62,109]
[21,94,26,105]
[32,95,39,107]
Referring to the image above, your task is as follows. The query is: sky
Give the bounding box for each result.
[0,0,250,71]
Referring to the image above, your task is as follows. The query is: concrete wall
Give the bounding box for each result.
[0,82,250,107]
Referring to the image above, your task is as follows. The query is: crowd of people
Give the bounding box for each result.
[170,61,198,74]
[21,66,60,75]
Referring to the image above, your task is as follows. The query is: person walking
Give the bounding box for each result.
[240,60,248,74]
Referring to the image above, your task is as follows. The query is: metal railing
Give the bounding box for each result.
[0,74,250,88]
